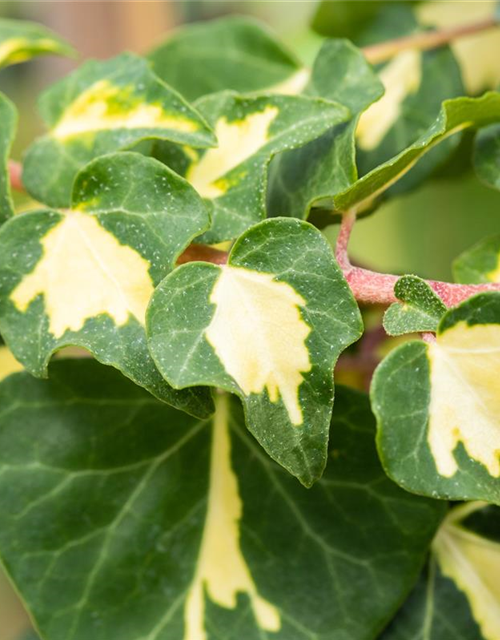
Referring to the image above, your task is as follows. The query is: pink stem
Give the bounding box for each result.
[8,161,23,192]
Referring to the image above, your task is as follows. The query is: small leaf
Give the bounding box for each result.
[0,92,16,224]
[474,123,500,191]
[372,292,500,504]
[0,361,445,640]
[22,53,216,208]
[383,275,447,336]
[155,92,350,243]
[454,234,500,284]
[147,218,363,486]
[148,15,304,101]
[0,18,75,69]
[381,502,500,640]
[0,152,213,417]
[266,38,384,221]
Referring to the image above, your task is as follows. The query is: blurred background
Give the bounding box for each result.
[0,1,500,637]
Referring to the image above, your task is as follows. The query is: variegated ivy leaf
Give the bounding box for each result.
[0,152,214,418]
[147,218,363,486]
[381,502,500,640]
[383,275,447,336]
[148,15,305,102]
[322,92,500,217]
[154,91,350,244]
[22,53,216,209]
[0,361,445,640]
[266,38,384,221]
[454,235,500,284]
[372,292,500,505]
[346,4,465,196]
[474,124,500,191]
[0,92,16,224]
[0,18,74,69]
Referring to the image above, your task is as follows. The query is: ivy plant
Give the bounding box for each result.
[0,8,500,640]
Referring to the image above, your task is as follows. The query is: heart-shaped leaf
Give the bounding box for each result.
[372,292,500,504]
[154,92,350,243]
[0,152,213,417]
[22,53,216,208]
[147,217,362,485]
[0,361,445,640]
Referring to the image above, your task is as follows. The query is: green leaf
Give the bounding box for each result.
[155,91,350,244]
[474,124,500,190]
[266,38,383,221]
[383,275,447,336]
[0,92,16,224]
[382,502,500,640]
[311,0,394,39]
[22,53,216,209]
[356,45,464,196]
[326,92,500,216]
[0,18,75,69]
[0,360,446,640]
[0,151,213,418]
[454,235,500,284]
[147,217,362,486]
[148,16,304,102]
[372,292,500,505]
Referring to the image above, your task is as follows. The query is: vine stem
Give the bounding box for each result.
[8,161,23,192]
[362,17,499,65]
[335,211,500,307]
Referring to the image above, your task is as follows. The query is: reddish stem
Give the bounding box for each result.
[177,244,227,266]
[8,160,23,192]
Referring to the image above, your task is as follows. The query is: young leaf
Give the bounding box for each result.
[474,124,500,191]
[0,92,16,224]
[266,38,384,221]
[372,292,500,505]
[383,275,447,336]
[155,92,350,243]
[0,361,446,640]
[147,218,363,486]
[148,15,304,102]
[0,152,213,418]
[22,53,216,208]
[327,91,500,216]
[454,235,500,284]
[0,18,75,69]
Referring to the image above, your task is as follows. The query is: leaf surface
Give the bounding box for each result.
[372,292,500,504]
[474,124,500,191]
[147,217,362,485]
[22,53,216,208]
[148,16,304,101]
[0,93,16,224]
[381,502,500,640]
[156,92,350,243]
[454,235,500,284]
[0,18,74,69]
[383,275,447,336]
[0,361,445,640]
[0,152,213,417]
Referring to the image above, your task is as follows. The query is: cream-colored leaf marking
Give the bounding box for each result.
[10,211,154,338]
[186,106,278,199]
[268,68,310,96]
[0,37,59,66]
[433,502,500,640]
[205,265,311,425]
[52,79,198,141]
[487,257,500,283]
[427,322,500,477]
[184,394,281,640]
[0,346,23,381]
[356,50,422,150]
